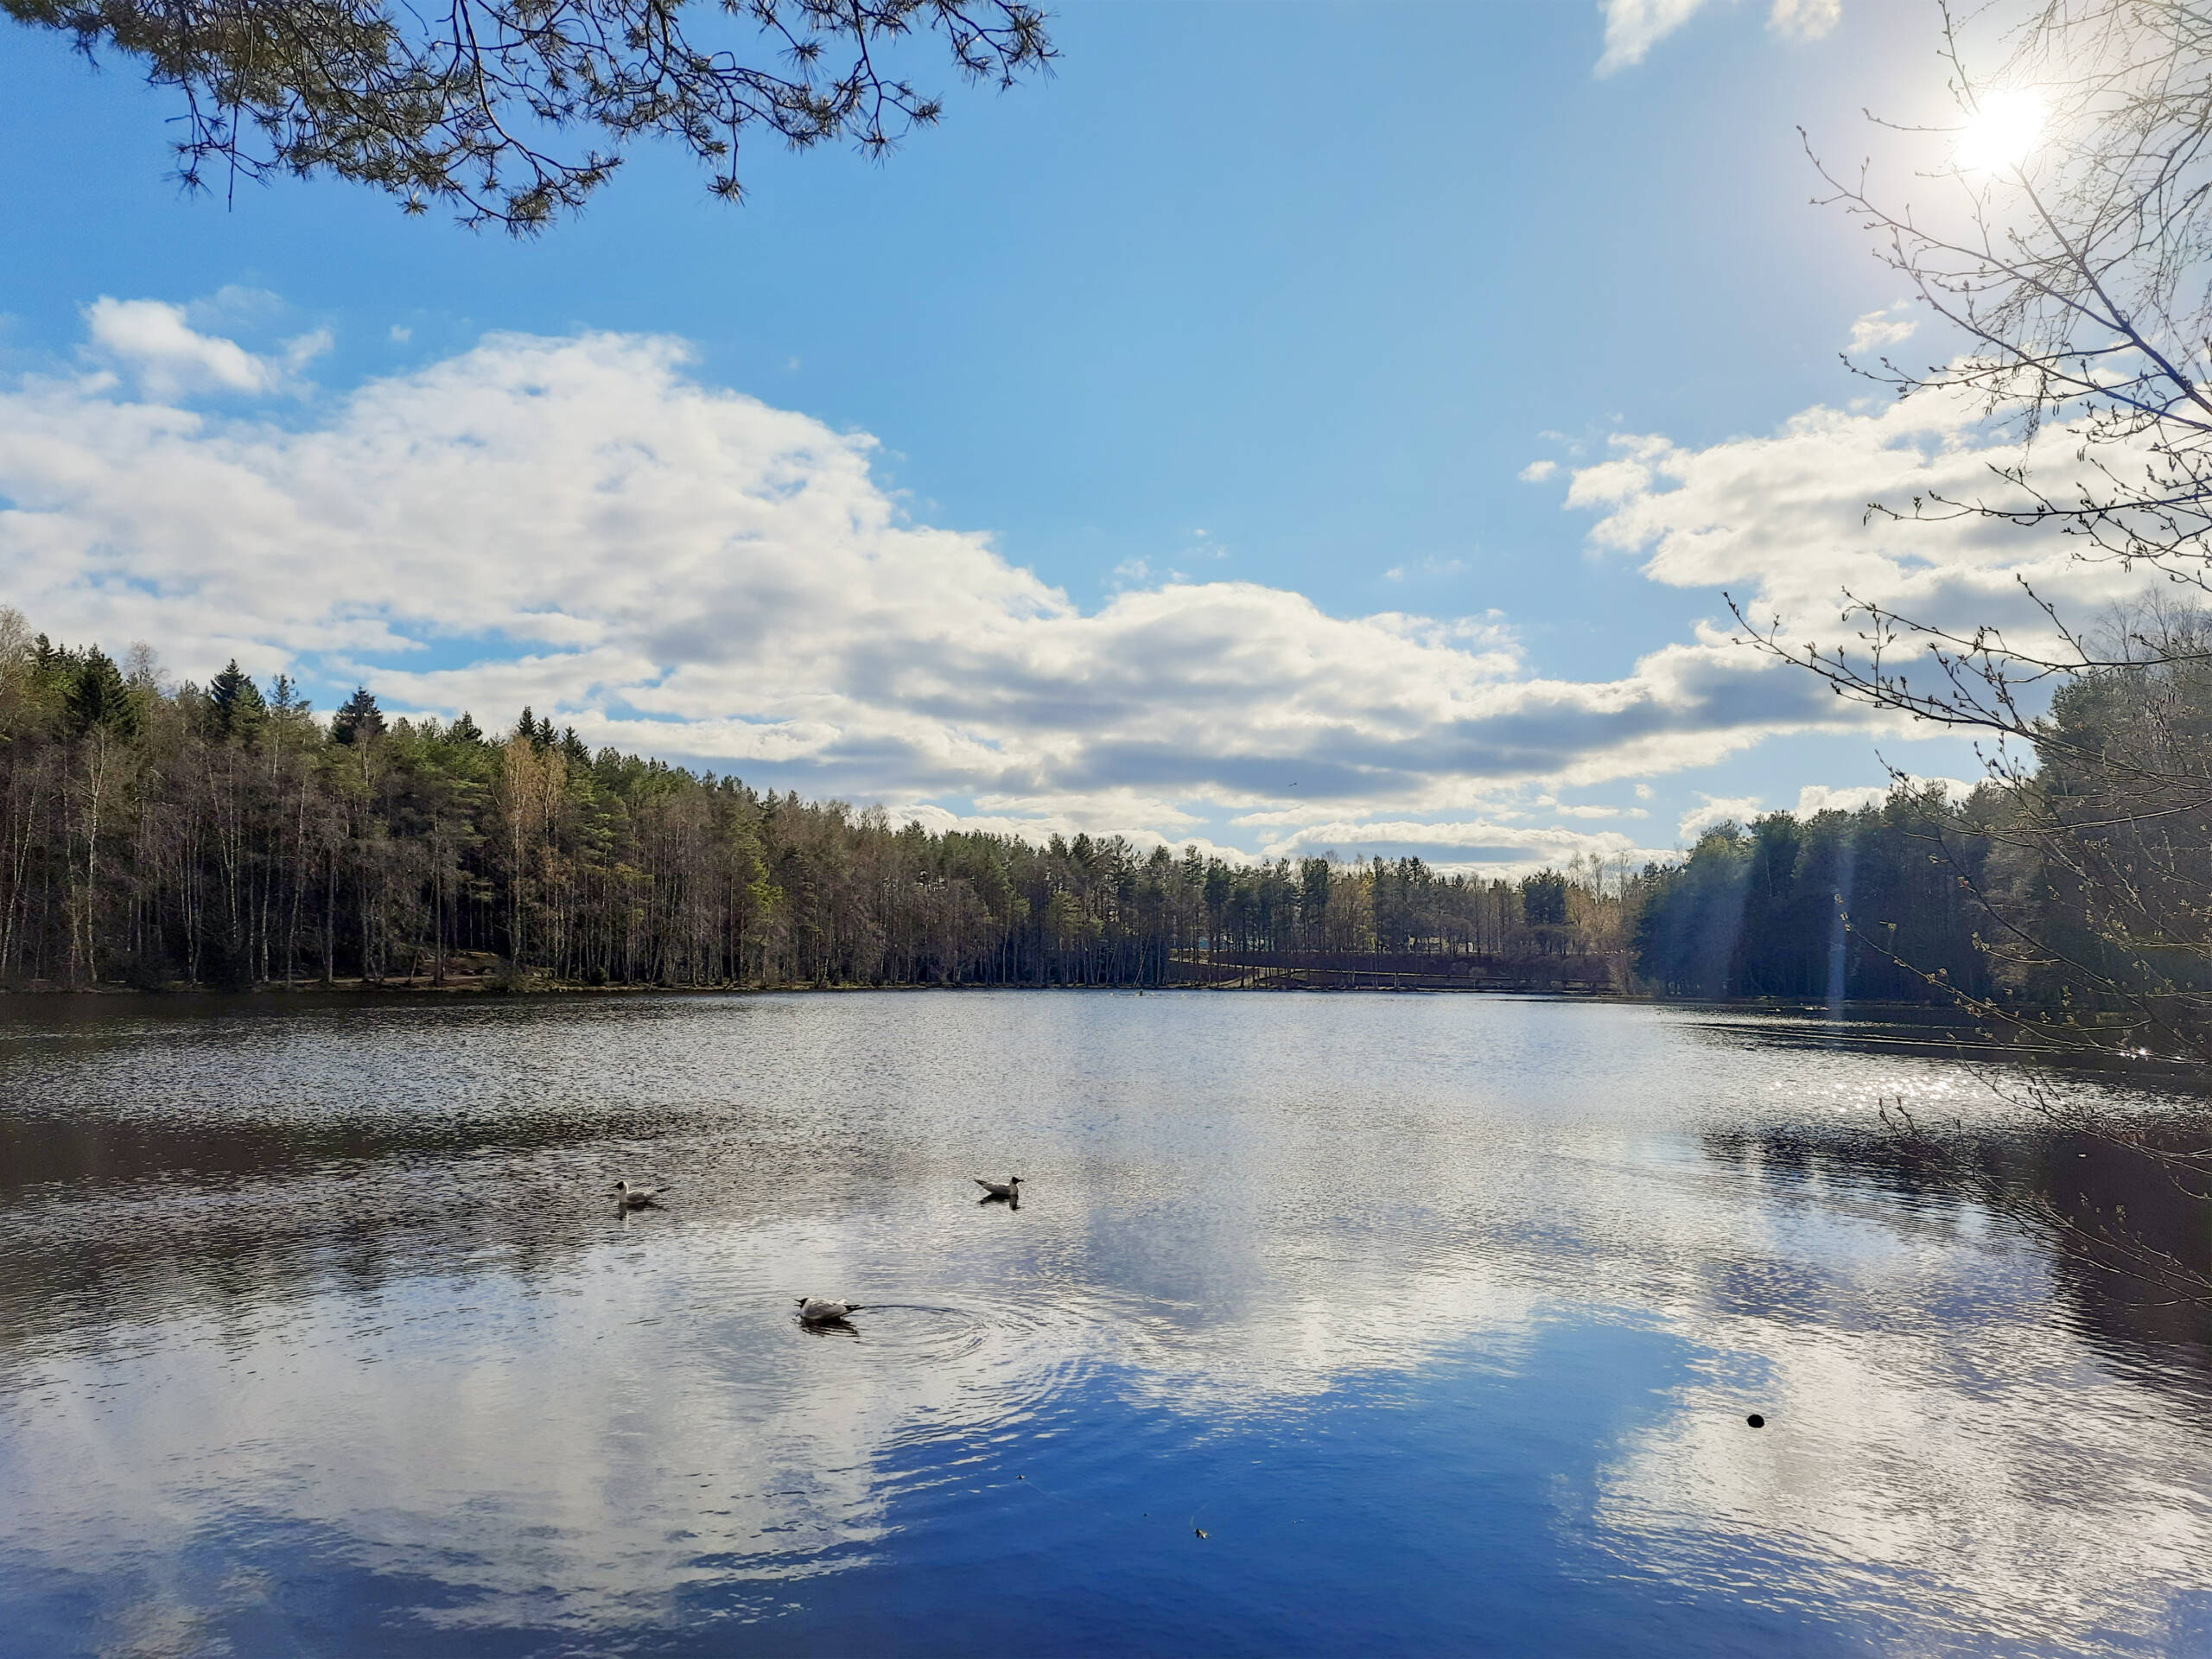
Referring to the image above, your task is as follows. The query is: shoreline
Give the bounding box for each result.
[0,976,1968,1018]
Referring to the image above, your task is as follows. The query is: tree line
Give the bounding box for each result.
[7,605,2185,1014]
[1633,630,2212,1044]
[1630,785,1995,1004]
[0,609,1628,993]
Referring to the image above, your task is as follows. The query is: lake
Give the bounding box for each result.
[0,990,2207,1656]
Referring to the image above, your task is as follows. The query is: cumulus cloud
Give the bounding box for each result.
[1796,778,1979,817]
[81,296,322,399]
[1678,793,1764,838]
[1256,816,1668,873]
[0,314,1902,860]
[1597,0,1713,74]
[1517,459,1558,483]
[1766,0,1840,43]
[1794,782,1890,817]
[1675,779,1982,836]
[1597,0,1838,74]
[1559,381,2160,665]
[1846,302,1918,357]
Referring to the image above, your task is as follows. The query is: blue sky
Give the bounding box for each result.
[2,0,2072,868]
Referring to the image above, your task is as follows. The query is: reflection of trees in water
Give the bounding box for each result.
[0,1100,858,1367]
[1701,1120,2212,1391]
[0,995,816,1361]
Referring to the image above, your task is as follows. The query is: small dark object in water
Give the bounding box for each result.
[1746,1414,1765,1428]
[1193,1527,1207,1539]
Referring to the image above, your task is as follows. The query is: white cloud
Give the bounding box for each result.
[1846,302,1917,357]
[1597,0,1713,74]
[3,313,1926,855]
[1679,793,1764,838]
[282,327,334,374]
[1256,816,1666,875]
[1560,382,2164,669]
[82,297,289,398]
[1767,0,1840,43]
[1796,777,1979,817]
[1794,782,1890,817]
[1597,0,1838,74]
[1518,459,1559,483]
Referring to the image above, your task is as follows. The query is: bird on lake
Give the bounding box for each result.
[974,1176,1024,1200]
[797,1297,862,1325]
[613,1180,670,1208]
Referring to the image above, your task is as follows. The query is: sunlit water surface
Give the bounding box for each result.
[0,992,2207,1656]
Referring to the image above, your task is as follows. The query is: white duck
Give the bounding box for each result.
[973,1176,1024,1200]
[613,1180,670,1208]
[797,1297,862,1325]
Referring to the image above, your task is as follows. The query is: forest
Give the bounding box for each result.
[0,610,1643,993]
[1630,786,1998,1004]
[0,607,2135,1011]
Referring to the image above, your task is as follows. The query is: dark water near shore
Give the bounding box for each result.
[0,991,2208,1656]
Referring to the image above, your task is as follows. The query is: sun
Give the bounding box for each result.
[1956,89,2048,175]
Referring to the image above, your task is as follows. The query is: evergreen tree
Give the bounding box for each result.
[1521,870,1569,928]
[67,649,139,740]
[207,659,267,742]
[331,686,386,746]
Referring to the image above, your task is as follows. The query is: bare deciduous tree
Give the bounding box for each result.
[1735,0,2212,1290]
[1738,2,2212,1061]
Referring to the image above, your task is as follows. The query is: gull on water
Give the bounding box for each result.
[974,1176,1024,1200]
[797,1297,862,1325]
[613,1180,670,1208]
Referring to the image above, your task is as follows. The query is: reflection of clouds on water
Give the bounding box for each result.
[0,1236,1037,1635]
[1596,1312,2212,1649]
[0,995,2208,1649]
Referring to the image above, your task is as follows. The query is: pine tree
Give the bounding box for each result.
[67,649,140,740]
[448,710,483,744]
[207,659,267,742]
[331,686,386,746]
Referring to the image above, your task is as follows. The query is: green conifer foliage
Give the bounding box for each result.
[331,686,386,746]
[207,659,268,743]
[67,649,139,740]
[1521,870,1570,928]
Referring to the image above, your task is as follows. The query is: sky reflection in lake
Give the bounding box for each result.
[0,992,2206,1656]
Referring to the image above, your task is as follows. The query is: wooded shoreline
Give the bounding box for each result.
[0,611,2012,1013]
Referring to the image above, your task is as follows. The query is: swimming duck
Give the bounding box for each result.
[973,1176,1024,1200]
[613,1180,669,1208]
[797,1297,862,1324]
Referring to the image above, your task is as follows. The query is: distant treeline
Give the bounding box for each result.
[0,612,1635,992]
[0,611,2062,1006]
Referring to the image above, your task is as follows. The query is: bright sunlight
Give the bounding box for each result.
[1955,87,2047,174]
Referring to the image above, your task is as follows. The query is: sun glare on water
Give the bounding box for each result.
[1956,88,2047,174]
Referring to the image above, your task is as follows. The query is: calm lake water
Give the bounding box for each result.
[0,991,2208,1656]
